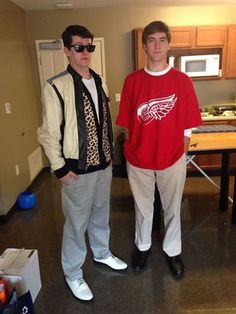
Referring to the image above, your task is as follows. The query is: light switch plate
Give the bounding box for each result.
[115,93,121,102]
[4,102,11,114]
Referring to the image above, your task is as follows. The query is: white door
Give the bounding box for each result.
[35,38,106,90]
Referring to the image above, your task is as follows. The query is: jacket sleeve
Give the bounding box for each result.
[101,78,109,97]
[37,82,69,178]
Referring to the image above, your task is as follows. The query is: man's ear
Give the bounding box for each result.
[143,43,147,53]
[64,46,70,57]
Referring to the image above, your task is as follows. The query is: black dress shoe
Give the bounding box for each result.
[132,248,151,272]
[166,254,184,280]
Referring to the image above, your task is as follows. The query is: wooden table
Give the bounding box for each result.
[188,132,236,224]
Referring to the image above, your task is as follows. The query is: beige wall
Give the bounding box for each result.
[26,4,236,125]
[131,5,236,107]
[131,5,236,27]
[1,2,236,215]
[25,7,133,134]
[0,0,39,215]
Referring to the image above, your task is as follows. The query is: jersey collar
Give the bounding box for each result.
[144,65,171,76]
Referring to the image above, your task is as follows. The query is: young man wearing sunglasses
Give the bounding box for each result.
[116,21,201,279]
[38,25,127,302]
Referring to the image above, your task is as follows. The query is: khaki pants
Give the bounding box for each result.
[61,166,112,280]
[127,154,186,256]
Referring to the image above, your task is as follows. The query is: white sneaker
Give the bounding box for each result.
[66,277,93,301]
[94,255,128,270]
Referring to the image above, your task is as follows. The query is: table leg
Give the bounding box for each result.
[219,152,230,211]
[231,169,236,224]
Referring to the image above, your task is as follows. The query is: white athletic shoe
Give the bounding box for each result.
[66,277,93,301]
[94,255,128,270]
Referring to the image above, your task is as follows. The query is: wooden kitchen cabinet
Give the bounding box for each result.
[196,26,226,47]
[133,25,227,70]
[194,25,227,79]
[225,26,236,78]
[170,27,195,48]
[133,28,147,70]
[134,27,196,69]
[133,24,236,76]
[170,25,226,48]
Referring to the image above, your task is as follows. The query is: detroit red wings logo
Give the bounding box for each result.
[137,94,177,125]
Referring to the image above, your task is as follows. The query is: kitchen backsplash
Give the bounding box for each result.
[194,79,236,108]
[200,102,236,121]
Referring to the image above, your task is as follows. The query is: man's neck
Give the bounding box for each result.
[147,61,168,73]
[70,63,91,79]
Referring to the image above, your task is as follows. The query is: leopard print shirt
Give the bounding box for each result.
[83,92,111,167]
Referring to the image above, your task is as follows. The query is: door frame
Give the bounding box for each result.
[35,37,106,89]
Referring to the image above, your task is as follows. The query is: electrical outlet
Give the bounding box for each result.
[15,165,20,176]
[4,102,11,114]
[115,93,121,102]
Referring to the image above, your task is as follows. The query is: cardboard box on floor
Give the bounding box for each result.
[0,248,42,302]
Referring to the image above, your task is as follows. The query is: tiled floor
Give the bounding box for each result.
[1,172,236,313]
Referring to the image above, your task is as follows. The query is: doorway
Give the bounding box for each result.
[35,38,106,90]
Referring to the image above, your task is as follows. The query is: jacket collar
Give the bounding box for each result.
[67,64,101,85]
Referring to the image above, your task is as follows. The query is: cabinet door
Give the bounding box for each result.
[35,38,106,89]
[133,27,195,69]
[134,29,147,70]
[196,26,226,47]
[170,27,195,48]
[225,26,236,78]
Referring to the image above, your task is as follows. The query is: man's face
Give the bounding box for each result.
[64,35,93,70]
[143,32,169,63]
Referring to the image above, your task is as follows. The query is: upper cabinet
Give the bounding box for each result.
[133,28,148,71]
[170,27,195,48]
[133,25,236,79]
[225,25,236,78]
[196,26,226,47]
[170,26,226,48]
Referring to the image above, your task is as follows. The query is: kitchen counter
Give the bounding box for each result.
[202,115,236,121]
[201,102,236,122]
[188,105,236,184]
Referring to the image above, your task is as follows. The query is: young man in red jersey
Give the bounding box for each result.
[116,21,202,279]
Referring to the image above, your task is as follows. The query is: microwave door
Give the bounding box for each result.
[181,54,220,77]
[185,60,206,77]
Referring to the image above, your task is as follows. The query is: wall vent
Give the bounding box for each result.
[39,41,62,50]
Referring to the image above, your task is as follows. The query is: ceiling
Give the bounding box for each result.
[10,0,236,11]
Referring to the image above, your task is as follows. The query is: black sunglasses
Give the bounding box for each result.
[70,44,96,53]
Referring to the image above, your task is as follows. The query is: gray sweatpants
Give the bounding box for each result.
[127,154,186,257]
[61,166,112,280]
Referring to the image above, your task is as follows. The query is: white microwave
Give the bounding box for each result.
[179,54,220,77]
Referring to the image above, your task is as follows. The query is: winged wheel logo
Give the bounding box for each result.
[137,94,177,125]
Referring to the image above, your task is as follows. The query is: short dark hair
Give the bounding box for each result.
[142,21,171,44]
[62,25,94,48]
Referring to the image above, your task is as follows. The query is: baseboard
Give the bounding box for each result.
[0,167,50,224]
[0,205,16,224]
